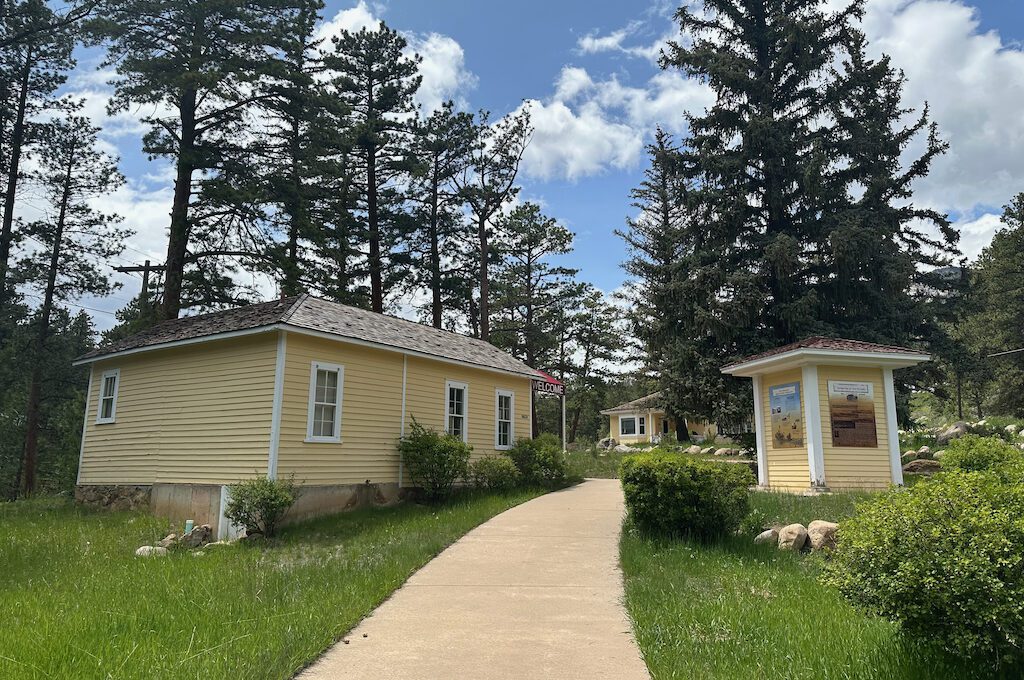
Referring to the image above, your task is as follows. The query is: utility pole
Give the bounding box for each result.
[114,260,166,315]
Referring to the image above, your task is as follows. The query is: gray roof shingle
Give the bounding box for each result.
[601,391,664,414]
[78,294,540,377]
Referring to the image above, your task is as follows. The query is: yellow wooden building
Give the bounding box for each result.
[600,392,717,444]
[721,337,929,492]
[73,294,543,536]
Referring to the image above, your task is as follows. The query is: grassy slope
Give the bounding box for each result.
[0,489,543,679]
[621,492,994,680]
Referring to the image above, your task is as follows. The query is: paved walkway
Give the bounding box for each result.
[299,479,650,679]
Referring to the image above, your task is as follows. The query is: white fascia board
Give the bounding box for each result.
[72,325,278,365]
[721,349,931,377]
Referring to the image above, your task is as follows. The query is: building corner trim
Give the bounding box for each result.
[267,330,287,480]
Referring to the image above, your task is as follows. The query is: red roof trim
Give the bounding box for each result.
[534,369,564,386]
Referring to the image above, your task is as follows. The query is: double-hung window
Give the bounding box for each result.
[95,369,120,424]
[495,389,514,450]
[306,362,344,442]
[445,380,468,442]
[620,415,645,437]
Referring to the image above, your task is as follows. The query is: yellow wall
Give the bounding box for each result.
[817,365,892,490]
[79,334,278,485]
[761,369,810,490]
[613,413,653,443]
[276,333,533,485]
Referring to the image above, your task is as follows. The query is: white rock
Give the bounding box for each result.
[700,447,715,456]
[807,521,839,551]
[778,524,808,551]
[685,445,702,455]
[613,444,631,453]
[135,545,169,558]
[754,528,779,545]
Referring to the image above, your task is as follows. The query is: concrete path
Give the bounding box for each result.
[298,479,650,680]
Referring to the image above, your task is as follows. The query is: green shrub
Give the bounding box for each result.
[620,454,754,538]
[398,420,472,503]
[825,470,1024,662]
[224,476,298,537]
[942,434,1023,472]
[505,433,568,487]
[468,456,521,491]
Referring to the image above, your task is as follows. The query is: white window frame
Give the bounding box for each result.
[305,361,344,443]
[495,389,515,450]
[95,369,120,424]
[445,380,469,443]
[620,415,645,437]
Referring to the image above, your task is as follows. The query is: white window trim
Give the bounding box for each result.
[620,415,645,437]
[445,380,469,443]
[305,361,344,443]
[495,388,515,450]
[95,369,120,424]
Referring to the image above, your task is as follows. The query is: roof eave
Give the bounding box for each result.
[721,348,931,377]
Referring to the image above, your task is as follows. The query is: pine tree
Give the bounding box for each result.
[565,288,622,442]
[16,115,128,494]
[408,101,476,328]
[93,0,291,319]
[455,108,531,340]
[0,0,76,309]
[325,21,421,313]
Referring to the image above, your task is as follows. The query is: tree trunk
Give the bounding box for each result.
[22,135,72,495]
[429,161,442,327]
[0,46,32,308]
[160,86,197,320]
[478,212,489,341]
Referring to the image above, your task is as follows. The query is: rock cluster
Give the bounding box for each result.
[598,437,618,450]
[75,484,150,512]
[756,521,838,552]
[135,524,214,557]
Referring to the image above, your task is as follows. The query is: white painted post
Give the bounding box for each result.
[561,394,567,452]
[751,375,768,487]
[883,367,905,486]
[801,364,827,488]
[267,331,287,480]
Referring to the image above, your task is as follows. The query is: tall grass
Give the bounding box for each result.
[0,489,542,679]
[621,492,1002,679]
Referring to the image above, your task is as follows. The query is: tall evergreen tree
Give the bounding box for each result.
[325,21,421,313]
[16,115,128,493]
[455,108,531,340]
[408,101,476,328]
[0,0,75,309]
[93,0,291,319]
[565,288,622,443]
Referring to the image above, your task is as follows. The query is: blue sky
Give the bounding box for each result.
[63,0,1024,327]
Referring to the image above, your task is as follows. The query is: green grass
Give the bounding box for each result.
[0,488,544,679]
[621,491,1002,680]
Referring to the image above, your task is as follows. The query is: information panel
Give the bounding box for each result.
[828,380,878,448]
[769,382,803,449]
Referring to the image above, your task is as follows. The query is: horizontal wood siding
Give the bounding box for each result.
[818,365,893,490]
[403,356,532,462]
[761,369,810,490]
[276,334,405,484]
[78,334,277,485]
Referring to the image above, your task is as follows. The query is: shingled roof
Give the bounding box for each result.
[600,391,665,414]
[722,336,923,371]
[77,294,540,377]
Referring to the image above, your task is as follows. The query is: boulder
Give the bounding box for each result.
[807,520,839,551]
[598,437,617,450]
[901,452,917,465]
[903,458,942,475]
[613,444,631,454]
[777,524,808,551]
[933,450,946,460]
[157,533,178,549]
[135,545,168,558]
[754,528,779,545]
[700,447,715,456]
[1006,424,1020,435]
[714,448,731,457]
[917,445,931,457]
[181,524,212,549]
[685,445,702,455]
[937,421,969,444]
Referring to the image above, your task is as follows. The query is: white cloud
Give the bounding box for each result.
[517,99,643,181]
[406,32,478,112]
[315,0,379,42]
[955,212,1005,262]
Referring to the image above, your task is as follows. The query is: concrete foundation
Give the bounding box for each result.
[75,481,408,537]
